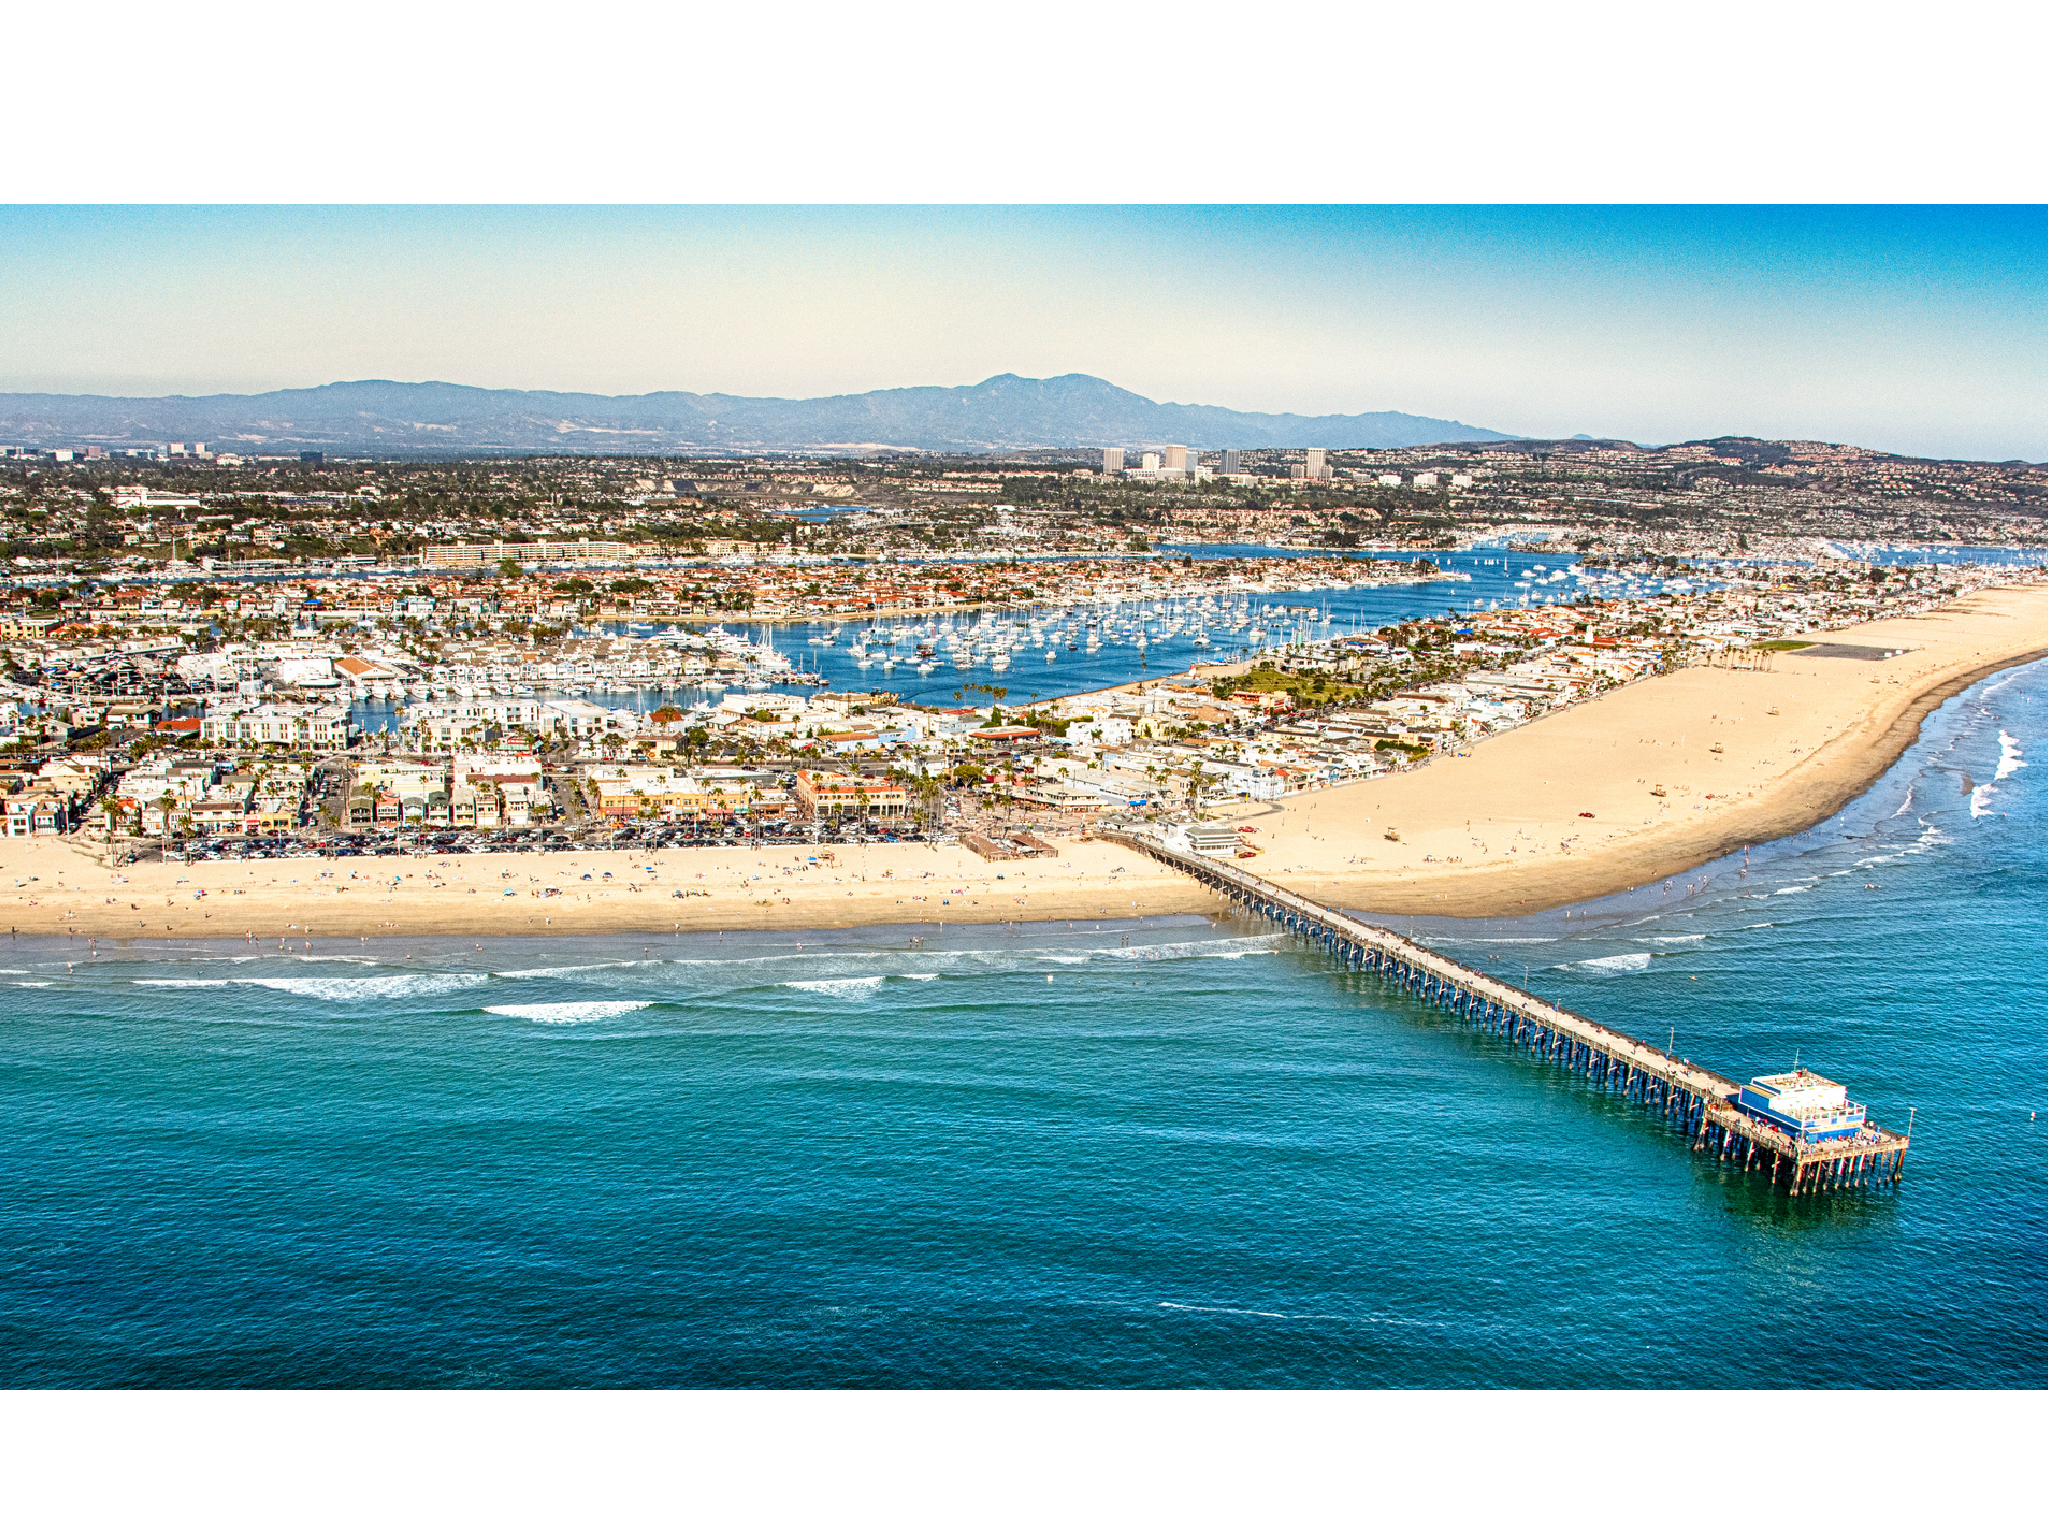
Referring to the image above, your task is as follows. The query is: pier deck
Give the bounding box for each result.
[1107,832,1909,1195]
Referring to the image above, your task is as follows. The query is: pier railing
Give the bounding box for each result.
[1103,831,1909,1196]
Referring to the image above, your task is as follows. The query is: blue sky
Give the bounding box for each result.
[3,206,2043,460]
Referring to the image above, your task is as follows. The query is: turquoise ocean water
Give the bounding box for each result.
[5,662,2045,1387]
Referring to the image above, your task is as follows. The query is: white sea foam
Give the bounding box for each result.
[919,936,1276,969]
[1102,936,1282,963]
[496,961,640,979]
[240,972,488,1002]
[1995,729,2026,780]
[903,973,939,981]
[1579,952,1651,972]
[1774,886,1811,896]
[1663,934,1705,943]
[12,980,53,987]
[785,975,885,997]
[134,978,229,988]
[483,1000,653,1024]
[1969,783,1995,818]
[660,950,888,970]
[0,968,26,974]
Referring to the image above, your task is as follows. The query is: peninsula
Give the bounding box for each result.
[11,584,2044,937]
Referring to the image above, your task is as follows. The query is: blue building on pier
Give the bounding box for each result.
[1735,1070,1868,1143]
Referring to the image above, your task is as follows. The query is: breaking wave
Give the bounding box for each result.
[483,1000,654,1024]
[1579,952,1651,973]
[1995,729,2026,781]
[1099,936,1281,963]
[496,961,642,979]
[240,972,488,1002]
[784,975,886,997]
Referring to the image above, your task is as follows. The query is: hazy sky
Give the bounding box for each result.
[4,206,2043,460]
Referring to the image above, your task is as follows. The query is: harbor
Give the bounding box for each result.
[1111,829,1912,1195]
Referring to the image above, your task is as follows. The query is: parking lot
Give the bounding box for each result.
[138,821,933,862]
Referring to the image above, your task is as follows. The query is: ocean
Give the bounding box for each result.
[5,662,2044,1387]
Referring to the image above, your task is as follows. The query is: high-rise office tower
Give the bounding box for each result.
[1306,448,1328,480]
[1102,447,1125,473]
[1221,449,1240,475]
[1163,444,1188,471]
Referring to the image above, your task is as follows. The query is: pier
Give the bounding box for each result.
[1105,832,1910,1195]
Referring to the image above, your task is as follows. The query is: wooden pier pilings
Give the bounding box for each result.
[1105,832,1910,1194]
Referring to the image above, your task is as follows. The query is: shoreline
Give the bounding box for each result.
[10,583,2047,938]
[1286,643,2046,917]
[1242,583,2048,917]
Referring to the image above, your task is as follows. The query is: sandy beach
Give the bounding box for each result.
[9,581,2046,938]
[2,826,1211,940]
[1241,581,2048,916]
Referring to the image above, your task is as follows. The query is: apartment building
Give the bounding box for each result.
[201,702,356,750]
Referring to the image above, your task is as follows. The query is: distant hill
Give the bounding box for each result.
[0,374,1519,455]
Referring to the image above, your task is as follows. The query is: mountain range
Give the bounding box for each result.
[0,374,1518,456]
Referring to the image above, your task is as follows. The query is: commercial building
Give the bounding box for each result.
[791,769,910,822]
[423,538,644,569]
[1736,1071,1869,1144]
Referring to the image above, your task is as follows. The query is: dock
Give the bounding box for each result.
[1105,831,1910,1195]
